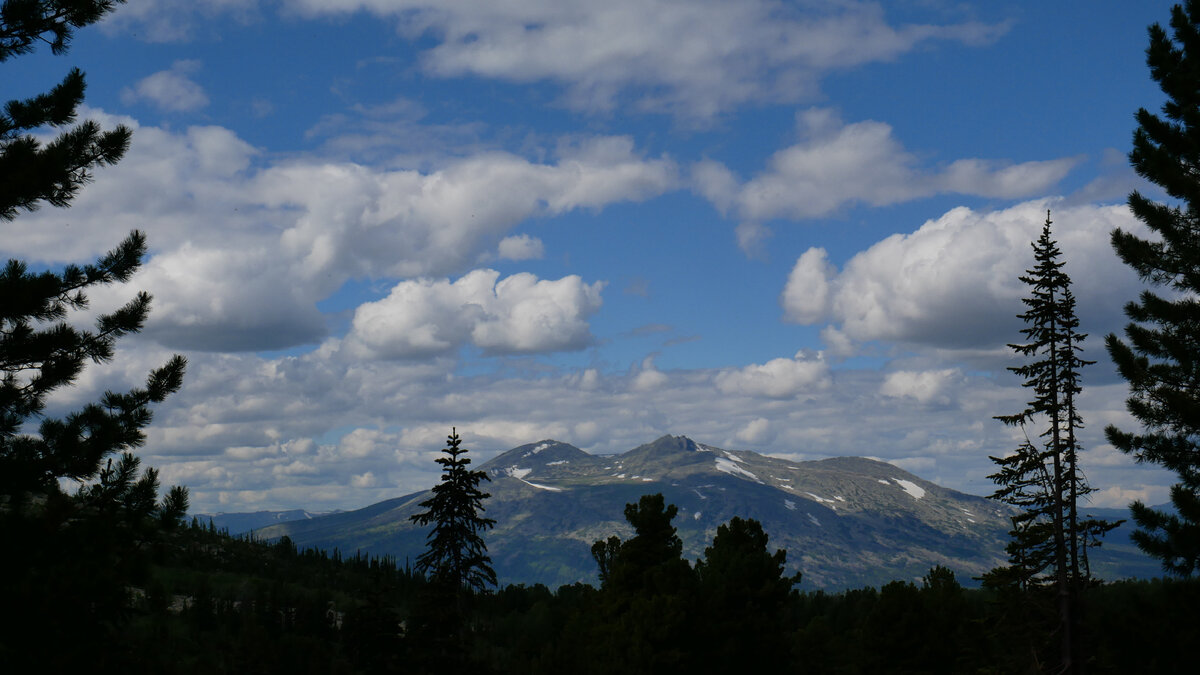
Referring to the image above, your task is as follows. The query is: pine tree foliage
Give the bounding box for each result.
[1,1,131,220]
[0,0,185,510]
[1107,0,1200,576]
[1,5,189,665]
[410,428,497,593]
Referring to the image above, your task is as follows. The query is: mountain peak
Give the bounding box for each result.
[632,434,702,455]
[481,440,590,471]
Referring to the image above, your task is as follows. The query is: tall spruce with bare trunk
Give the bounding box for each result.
[988,212,1114,674]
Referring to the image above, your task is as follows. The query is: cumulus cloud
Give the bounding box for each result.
[782,199,1146,358]
[121,60,210,112]
[109,1,1004,119]
[714,351,831,399]
[780,247,835,324]
[699,110,1079,238]
[496,234,545,261]
[341,269,605,359]
[6,113,673,353]
[631,356,669,392]
[736,417,773,445]
[880,369,961,405]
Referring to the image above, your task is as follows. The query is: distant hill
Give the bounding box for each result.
[255,435,1161,589]
[194,509,339,536]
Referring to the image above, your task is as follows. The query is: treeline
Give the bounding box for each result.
[39,494,1190,674]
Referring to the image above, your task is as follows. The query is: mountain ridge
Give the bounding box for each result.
[256,435,1155,589]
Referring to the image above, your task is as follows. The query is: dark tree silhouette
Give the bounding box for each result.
[694,516,798,672]
[1,0,132,220]
[1107,0,1200,576]
[0,3,188,669]
[989,212,1114,674]
[587,494,697,674]
[1,0,185,507]
[410,427,497,592]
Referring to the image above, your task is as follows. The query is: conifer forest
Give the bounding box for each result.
[4,1,1200,673]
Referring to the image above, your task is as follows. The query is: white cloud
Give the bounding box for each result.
[117,243,329,351]
[714,351,830,399]
[110,1,1005,119]
[336,429,397,459]
[736,417,773,445]
[781,247,835,324]
[5,113,671,353]
[341,269,605,359]
[497,234,545,261]
[699,109,1079,226]
[785,199,1146,357]
[631,356,669,392]
[880,369,961,405]
[121,60,210,112]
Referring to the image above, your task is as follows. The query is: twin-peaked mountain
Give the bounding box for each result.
[256,435,1144,589]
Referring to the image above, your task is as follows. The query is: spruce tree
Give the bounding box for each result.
[410,428,497,593]
[988,212,1114,674]
[1107,0,1200,576]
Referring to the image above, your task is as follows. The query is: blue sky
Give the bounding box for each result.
[4,0,1183,512]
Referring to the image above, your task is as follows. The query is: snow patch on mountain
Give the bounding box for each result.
[805,492,836,506]
[893,479,926,500]
[518,478,562,492]
[715,457,758,481]
[506,467,532,479]
[784,499,797,511]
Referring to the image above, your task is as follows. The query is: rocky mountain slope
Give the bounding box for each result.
[256,435,1154,589]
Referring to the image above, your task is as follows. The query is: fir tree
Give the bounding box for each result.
[410,427,497,593]
[1107,0,1200,576]
[988,212,1114,674]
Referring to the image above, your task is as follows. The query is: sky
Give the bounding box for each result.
[3,0,1185,514]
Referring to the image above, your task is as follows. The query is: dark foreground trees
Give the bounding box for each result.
[579,494,798,674]
[1107,0,1200,577]
[0,1,189,669]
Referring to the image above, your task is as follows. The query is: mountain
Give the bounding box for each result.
[256,435,1158,589]
[194,509,339,536]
